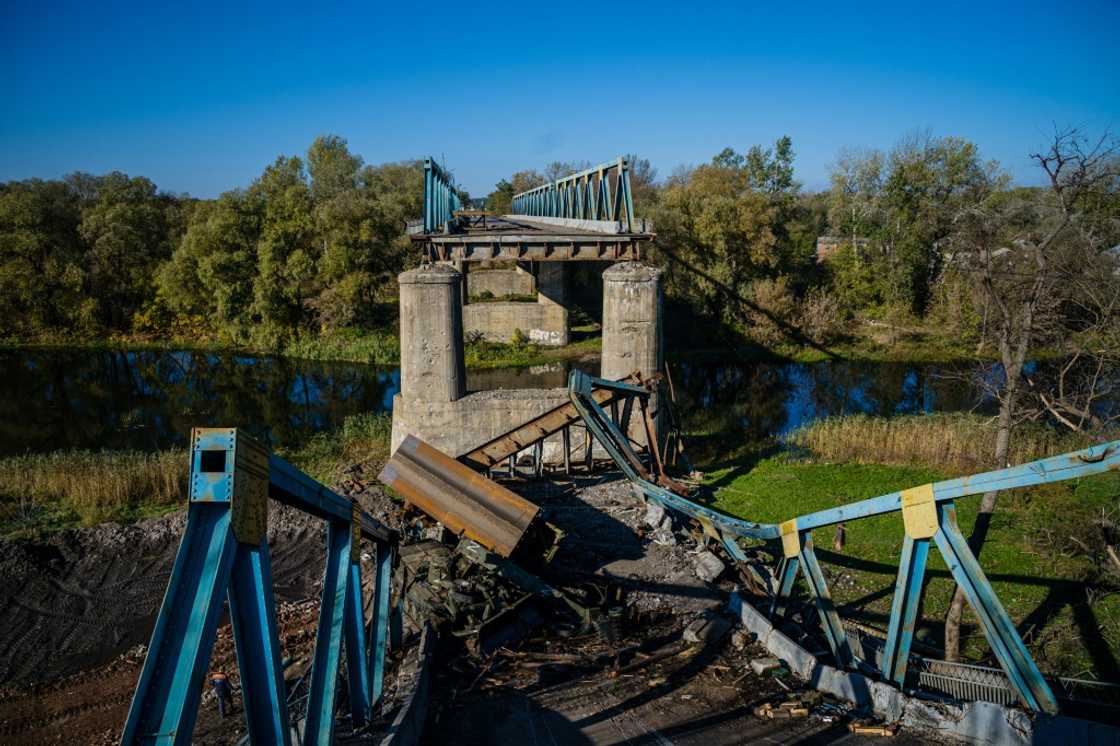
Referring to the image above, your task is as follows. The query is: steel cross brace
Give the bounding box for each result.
[121,429,397,746]
[768,522,855,670]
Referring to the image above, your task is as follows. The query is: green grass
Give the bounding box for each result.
[704,455,1120,679]
[280,328,400,365]
[0,413,394,539]
[464,335,601,370]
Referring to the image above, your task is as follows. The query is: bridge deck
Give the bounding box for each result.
[412,215,652,262]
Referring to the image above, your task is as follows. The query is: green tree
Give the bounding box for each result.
[249,156,316,342]
[0,179,90,336]
[307,134,362,202]
[159,191,260,335]
[78,172,173,329]
[314,160,423,329]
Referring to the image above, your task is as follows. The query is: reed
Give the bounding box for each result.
[0,449,188,528]
[789,413,1092,473]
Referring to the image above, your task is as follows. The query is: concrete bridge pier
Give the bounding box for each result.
[391,264,570,460]
[601,262,664,448]
[398,264,466,404]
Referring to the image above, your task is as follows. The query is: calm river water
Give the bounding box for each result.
[0,348,1003,457]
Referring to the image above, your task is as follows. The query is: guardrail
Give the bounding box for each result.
[568,369,1120,715]
[120,428,397,746]
[423,158,461,233]
[512,157,637,232]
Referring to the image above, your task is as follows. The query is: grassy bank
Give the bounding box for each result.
[0,413,394,539]
[2,327,602,370]
[703,417,1120,680]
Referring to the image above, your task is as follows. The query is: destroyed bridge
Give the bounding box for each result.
[118,157,1120,745]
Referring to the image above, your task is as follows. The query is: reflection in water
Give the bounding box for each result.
[0,349,400,455]
[1,348,1000,457]
[670,360,988,446]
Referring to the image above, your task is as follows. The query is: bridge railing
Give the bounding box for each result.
[568,369,1120,715]
[120,428,397,746]
[423,158,461,233]
[512,157,636,232]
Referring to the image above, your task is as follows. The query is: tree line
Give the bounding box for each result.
[0,135,422,345]
[2,130,1117,367]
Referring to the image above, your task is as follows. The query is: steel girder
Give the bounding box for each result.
[120,429,397,745]
[568,369,1120,715]
[512,157,636,232]
[423,158,461,233]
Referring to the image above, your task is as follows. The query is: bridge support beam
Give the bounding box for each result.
[601,262,662,447]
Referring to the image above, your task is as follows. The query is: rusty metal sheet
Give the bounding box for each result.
[379,435,539,557]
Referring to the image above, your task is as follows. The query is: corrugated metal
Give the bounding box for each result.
[380,435,539,558]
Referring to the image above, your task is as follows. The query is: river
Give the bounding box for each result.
[0,347,1006,457]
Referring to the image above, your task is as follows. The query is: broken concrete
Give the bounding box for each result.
[694,550,726,583]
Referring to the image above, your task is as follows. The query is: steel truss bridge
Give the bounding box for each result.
[411,155,653,264]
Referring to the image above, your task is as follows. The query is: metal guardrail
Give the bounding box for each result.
[568,369,1120,716]
[120,428,398,746]
[512,157,637,232]
[423,158,461,233]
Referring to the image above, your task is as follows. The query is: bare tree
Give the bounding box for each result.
[942,128,1119,661]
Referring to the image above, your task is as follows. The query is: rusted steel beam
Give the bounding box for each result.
[458,372,644,471]
[379,436,539,558]
[417,238,646,263]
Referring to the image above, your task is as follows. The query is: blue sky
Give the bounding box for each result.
[2,1,1117,197]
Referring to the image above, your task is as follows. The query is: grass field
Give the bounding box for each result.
[704,453,1120,680]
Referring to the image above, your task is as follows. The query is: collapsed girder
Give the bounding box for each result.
[567,369,1120,715]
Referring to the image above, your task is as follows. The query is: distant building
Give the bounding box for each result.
[816,236,870,262]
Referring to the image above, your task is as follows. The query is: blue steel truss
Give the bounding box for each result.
[120,428,398,746]
[568,369,1120,715]
[423,158,461,233]
[511,158,637,232]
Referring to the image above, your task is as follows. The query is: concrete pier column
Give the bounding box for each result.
[399,264,466,403]
[601,262,663,447]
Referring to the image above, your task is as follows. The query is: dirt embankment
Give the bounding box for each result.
[0,503,327,688]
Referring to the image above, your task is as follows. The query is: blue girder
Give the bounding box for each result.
[121,428,397,745]
[423,158,461,233]
[568,369,1120,715]
[511,157,637,232]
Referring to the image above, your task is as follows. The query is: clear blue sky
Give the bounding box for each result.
[2,1,1117,198]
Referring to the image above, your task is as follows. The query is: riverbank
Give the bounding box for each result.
[1,316,1001,370]
[0,413,394,539]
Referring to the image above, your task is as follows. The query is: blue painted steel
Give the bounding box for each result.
[120,503,239,745]
[770,556,799,619]
[932,502,1059,713]
[228,539,291,745]
[512,157,637,232]
[797,534,855,669]
[880,535,930,687]
[368,540,394,706]
[344,558,371,725]
[423,158,461,233]
[566,370,1114,714]
[123,429,398,745]
[304,521,352,745]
